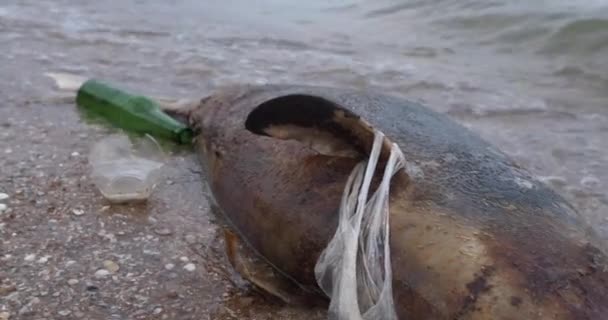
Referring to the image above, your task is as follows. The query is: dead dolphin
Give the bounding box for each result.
[166,84,608,319]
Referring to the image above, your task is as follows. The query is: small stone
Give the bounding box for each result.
[37,256,49,263]
[0,204,6,213]
[0,193,8,200]
[153,307,163,315]
[143,249,160,256]
[183,263,196,272]
[95,269,111,278]
[71,209,84,216]
[24,253,36,262]
[71,151,80,157]
[179,256,189,262]
[66,260,77,267]
[153,227,172,236]
[99,206,110,212]
[58,310,71,316]
[165,263,175,270]
[5,149,12,154]
[68,279,79,286]
[103,260,120,273]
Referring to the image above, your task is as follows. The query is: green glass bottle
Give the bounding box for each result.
[76,79,193,144]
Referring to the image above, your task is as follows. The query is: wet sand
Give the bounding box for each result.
[0,97,327,319]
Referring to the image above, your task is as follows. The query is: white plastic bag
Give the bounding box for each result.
[315,130,405,320]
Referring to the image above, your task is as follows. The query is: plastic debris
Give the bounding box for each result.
[315,130,405,320]
[89,133,166,203]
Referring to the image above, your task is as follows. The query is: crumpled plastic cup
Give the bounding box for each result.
[89,133,166,203]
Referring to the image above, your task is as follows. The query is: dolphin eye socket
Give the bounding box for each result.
[244,93,393,161]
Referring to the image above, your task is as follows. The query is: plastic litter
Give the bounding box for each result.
[315,130,405,320]
[88,133,166,203]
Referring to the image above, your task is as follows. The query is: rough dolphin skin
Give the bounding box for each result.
[173,84,608,319]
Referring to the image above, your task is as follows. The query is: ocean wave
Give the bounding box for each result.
[360,1,608,62]
[540,18,608,56]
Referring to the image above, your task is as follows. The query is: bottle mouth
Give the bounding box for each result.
[178,128,194,145]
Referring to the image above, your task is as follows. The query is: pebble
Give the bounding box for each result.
[183,263,196,272]
[0,204,6,213]
[24,253,36,262]
[153,227,172,236]
[58,310,71,316]
[68,279,79,286]
[95,269,111,278]
[179,256,189,262]
[37,256,49,263]
[103,260,120,273]
[71,209,84,216]
[71,151,80,157]
[0,193,8,200]
[165,263,175,270]
[153,307,163,315]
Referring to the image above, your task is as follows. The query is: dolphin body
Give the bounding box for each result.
[167,84,608,319]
